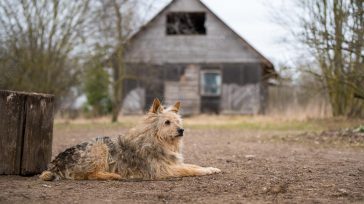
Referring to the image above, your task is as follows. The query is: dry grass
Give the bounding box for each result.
[55,115,364,132]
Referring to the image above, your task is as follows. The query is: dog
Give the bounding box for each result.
[40,98,221,181]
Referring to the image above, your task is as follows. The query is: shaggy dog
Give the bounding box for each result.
[40,99,221,181]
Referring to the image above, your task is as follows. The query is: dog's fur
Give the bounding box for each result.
[40,99,221,181]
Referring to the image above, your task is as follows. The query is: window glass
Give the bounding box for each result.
[201,71,221,96]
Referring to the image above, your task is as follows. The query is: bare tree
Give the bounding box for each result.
[0,0,91,105]
[90,0,158,122]
[272,0,364,117]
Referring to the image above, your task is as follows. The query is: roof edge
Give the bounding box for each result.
[197,0,274,69]
[126,0,275,72]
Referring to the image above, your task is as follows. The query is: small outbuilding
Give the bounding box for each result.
[121,0,276,115]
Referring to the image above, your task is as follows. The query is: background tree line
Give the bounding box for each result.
[0,0,363,119]
[0,0,158,122]
[272,0,363,117]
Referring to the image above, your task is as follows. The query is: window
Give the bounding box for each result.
[200,70,222,96]
[166,12,206,35]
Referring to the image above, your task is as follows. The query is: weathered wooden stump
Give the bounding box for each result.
[0,90,54,176]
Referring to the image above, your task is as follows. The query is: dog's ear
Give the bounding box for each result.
[170,101,181,113]
[150,98,163,114]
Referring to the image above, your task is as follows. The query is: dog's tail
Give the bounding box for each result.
[39,170,57,181]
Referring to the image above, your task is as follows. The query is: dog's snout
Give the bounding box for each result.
[177,128,184,136]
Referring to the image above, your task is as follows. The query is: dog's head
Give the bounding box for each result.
[148,98,184,142]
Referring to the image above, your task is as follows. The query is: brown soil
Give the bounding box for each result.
[0,126,363,203]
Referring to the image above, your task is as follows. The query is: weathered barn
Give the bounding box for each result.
[121,0,275,115]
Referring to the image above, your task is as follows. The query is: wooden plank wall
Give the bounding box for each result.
[0,92,26,174]
[0,90,54,175]
[21,95,54,175]
[220,84,261,114]
[122,63,266,115]
[164,65,200,115]
[125,0,262,65]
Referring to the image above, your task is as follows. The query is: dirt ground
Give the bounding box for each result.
[1,117,363,203]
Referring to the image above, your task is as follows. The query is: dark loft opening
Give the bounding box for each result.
[166,12,206,35]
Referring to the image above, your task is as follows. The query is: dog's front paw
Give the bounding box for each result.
[205,167,221,175]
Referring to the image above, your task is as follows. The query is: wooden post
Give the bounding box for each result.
[0,90,54,176]
[0,91,26,174]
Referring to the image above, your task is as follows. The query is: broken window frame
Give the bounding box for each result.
[166,12,207,35]
[200,70,222,96]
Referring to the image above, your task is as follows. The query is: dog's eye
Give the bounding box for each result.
[165,120,171,125]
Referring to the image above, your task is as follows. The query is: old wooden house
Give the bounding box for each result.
[120,0,276,115]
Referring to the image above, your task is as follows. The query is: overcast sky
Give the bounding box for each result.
[146,0,296,66]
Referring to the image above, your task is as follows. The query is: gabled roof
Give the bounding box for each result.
[127,0,275,73]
